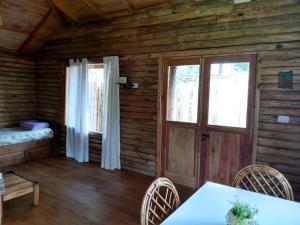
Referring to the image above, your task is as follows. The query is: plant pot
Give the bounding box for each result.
[226,210,256,225]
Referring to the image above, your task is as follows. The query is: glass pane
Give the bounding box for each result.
[167,64,200,123]
[88,64,104,132]
[208,62,250,128]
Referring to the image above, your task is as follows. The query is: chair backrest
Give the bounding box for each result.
[140,177,180,225]
[233,164,294,201]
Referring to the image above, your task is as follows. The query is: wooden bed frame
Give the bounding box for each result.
[0,138,54,168]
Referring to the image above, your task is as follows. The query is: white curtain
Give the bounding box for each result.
[66,58,89,163]
[101,56,121,170]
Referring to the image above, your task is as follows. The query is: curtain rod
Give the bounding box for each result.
[56,53,120,63]
[57,56,104,63]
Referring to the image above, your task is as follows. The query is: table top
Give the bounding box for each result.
[161,182,300,225]
[4,172,35,196]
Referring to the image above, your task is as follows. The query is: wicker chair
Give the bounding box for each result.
[140,177,180,225]
[233,164,294,201]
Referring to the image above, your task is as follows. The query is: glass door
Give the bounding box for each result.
[160,55,256,188]
[162,58,201,188]
[200,55,256,185]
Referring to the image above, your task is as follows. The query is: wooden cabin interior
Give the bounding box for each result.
[0,0,300,224]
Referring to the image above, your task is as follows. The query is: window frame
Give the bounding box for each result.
[202,55,257,134]
[62,58,104,134]
[163,58,202,125]
[166,64,201,124]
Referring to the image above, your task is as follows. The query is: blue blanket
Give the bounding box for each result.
[0,127,53,146]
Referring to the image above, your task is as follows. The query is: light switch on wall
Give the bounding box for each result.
[118,76,128,84]
[278,115,289,124]
[234,0,251,3]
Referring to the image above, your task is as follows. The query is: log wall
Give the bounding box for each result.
[35,0,300,198]
[0,51,36,127]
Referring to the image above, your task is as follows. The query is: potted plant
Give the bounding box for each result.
[226,199,258,225]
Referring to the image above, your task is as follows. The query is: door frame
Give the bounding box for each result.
[157,53,258,185]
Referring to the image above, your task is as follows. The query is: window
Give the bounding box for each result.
[88,64,104,132]
[65,63,104,133]
[207,62,250,128]
[167,64,200,123]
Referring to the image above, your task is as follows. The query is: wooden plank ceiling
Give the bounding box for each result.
[0,0,61,54]
[0,0,168,54]
[52,0,169,22]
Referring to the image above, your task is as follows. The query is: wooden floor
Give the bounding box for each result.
[2,156,155,225]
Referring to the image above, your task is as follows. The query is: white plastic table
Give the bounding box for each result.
[161,182,300,225]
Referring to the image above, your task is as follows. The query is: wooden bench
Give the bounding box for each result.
[0,172,39,224]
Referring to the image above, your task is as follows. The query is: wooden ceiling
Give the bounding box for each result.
[0,0,61,54]
[0,0,168,54]
[52,0,169,22]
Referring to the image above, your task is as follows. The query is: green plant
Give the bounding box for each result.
[226,199,258,225]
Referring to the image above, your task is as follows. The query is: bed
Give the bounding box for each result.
[0,127,55,168]
[0,127,53,146]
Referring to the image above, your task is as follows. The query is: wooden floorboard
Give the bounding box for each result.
[2,156,155,225]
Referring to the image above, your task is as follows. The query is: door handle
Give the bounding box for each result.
[201,133,210,141]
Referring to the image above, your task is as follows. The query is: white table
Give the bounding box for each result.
[161,182,300,225]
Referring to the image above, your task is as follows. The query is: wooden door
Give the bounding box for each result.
[200,55,256,185]
[160,55,256,188]
[161,58,201,188]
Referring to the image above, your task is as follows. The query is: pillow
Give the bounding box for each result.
[19,120,49,130]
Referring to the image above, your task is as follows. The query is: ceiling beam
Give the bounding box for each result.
[0,0,2,26]
[52,0,79,23]
[18,9,52,54]
[47,0,67,25]
[81,0,104,19]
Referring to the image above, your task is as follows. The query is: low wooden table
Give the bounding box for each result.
[0,172,39,224]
